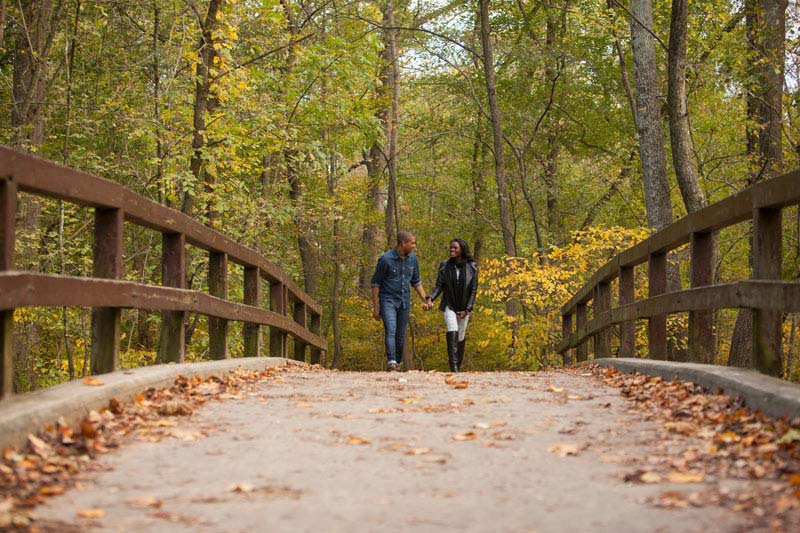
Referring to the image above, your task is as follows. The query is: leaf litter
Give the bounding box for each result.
[0,362,306,530]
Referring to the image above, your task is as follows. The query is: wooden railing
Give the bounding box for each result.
[558,169,800,377]
[0,147,326,399]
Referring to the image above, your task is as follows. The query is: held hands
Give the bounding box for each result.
[422,297,433,311]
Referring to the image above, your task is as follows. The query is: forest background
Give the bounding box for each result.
[3,0,800,391]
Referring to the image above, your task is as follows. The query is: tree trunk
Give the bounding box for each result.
[667,0,707,215]
[182,0,222,220]
[729,0,786,368]
[359,149,383,293]
[328,154,343,369]
[381,1,400,248]
[479,0,519,336]
[630,0,673,233]
[470,131,489,262]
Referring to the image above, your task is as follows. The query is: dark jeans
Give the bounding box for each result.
[380,300,410,364]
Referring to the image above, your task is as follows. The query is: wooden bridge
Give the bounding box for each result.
[1,149,800,531]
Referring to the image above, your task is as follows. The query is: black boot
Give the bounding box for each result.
[457,338,466,369]
[446,331,459,372]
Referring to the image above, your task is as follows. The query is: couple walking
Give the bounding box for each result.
[371,231,478,372]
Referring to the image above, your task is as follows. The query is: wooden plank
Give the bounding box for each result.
[0,273,327,350]
[309,312,322,365]
[243,267,262,357]
[576,303,588,362]
[618,266,635,358]
[270,282,288,358]
[293,302,307,362]
[158,233,186,364]
[594,282,611,359]
[0,178,15,399]
[752,208,782,376]
[647,253,667,360]
[561,313,574,365]
[689,231,714,364]
[90,208,122,375]
[208,252,229,360]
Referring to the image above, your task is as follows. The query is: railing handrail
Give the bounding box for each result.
[0,147,325,399]
[558,168,800,377]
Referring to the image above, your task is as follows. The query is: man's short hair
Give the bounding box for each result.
[397,231,415,244]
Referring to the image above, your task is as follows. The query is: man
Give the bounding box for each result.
[371,231,432,371]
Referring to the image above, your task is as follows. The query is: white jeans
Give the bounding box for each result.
[443,306,469,341]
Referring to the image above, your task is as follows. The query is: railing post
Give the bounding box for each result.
[309,312,322,365]
[689,231,714,363]
[594,282,611,359]
[208,252,229,359]
[157,233,185,363]
[293,301,306,362]
[243,267,262,357]
[576,302,588,362]
[270,282,288,358]
[752,207,782,376]
[648,252,667,360]
[0,177,17,398]
[618,266,635,358]
[561,313,573,365]
[91,207,123,374]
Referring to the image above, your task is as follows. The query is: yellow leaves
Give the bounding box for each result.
[82,377,104,387]
[548,443,583,457]
[451,431,478,441]
[346,436,371,445]
[76,508,105,519]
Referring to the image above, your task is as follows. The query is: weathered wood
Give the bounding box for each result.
[91,208,123,375]
[208,252,229,360]
[647,252,667,360]
[158,233,186,364]
[0,178,14,398]
[689,231,714,363]
[293,302,307,362]
[561,313,574,365]
[270,282,288,358]
[576,302,588,362]
[243,267,262,357]
[594,282,611,359]
[0,146,321,315]
[0,272,327,349]
[618,266,635,358]
[309,312,322,365]
[752,208,782,376]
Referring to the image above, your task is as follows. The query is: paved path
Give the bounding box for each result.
[34,369,763,532]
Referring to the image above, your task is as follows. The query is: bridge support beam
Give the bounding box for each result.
[91,208,123,375]
[618,266,635,358]
[648,252,667,360]
[689,231,715,364]
[576,302,588,362]
[561,313,573,365]
[310,312,322,365]
[270,282,288,358]
[0,178,16,398]
[243,267,262,357]
[594,282,611,359]
[208,252,229,360]
[293,301,306,362]
[753,208,782,376]
[158,233,186,363]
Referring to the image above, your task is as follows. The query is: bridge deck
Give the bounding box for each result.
[28,367,790,532]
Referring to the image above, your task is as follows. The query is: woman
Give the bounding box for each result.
[426,238,478,372]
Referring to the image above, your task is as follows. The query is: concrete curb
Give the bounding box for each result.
[591,358,800,420]
[0,357,296,450]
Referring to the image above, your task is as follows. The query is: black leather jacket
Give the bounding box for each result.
[428,260,478,312]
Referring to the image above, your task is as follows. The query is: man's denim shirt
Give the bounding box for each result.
[371,249,421,308]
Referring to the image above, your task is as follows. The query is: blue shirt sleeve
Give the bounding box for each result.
[370,255,387,287]
[410,254,421,288]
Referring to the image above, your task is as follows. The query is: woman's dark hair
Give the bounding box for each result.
[450,238,474,262]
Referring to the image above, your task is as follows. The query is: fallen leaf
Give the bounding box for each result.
[549,443,581,457]
[228,483,254,494]
[127,496,163,508]
[406,448,432,456]
[76,508,105,519]
[655,490,689,508]
[444,375,457,384]
[80,419,98,439]
[27,434,53,458]
[600,455,623,463]
[108,398,124,415]
[82,377,104,386]
[346,436,371,445]
[777,429,800,445]
[453,381,469,389]
[547,386,565,393]
[664,421,697,436]
[156,420,178,427]
[666,472,704,484]
[474,422,490,429]
[640,472,663,484]
[39,485,64,496]
[157,400,193,416]
[452,431,478,441]
[295,401,312,408]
